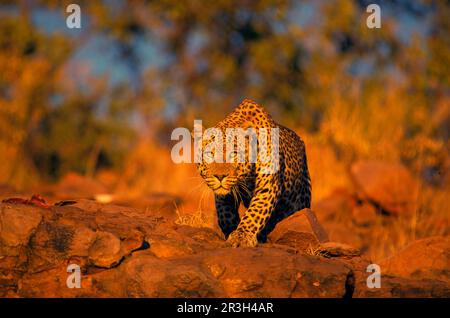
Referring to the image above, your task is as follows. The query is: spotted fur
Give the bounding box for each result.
[195,99,311,247]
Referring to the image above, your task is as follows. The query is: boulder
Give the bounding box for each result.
[350,161,419,216]
[269,210,320,252]
[379,236,450,282]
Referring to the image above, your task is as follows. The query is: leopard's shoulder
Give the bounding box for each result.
[217,99,276,129]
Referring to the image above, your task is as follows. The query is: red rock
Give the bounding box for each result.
[269,210,319,251]
[148,235,196,259]
[318,242,360,257]
[350,161,419,216]
[120,228,146,255]
[201,248,351,297]
[379,236,450,282]
[2,194,51,209]
[354,276,450,298]
[121,253,223,297]
[313,188,357,222]
[268,209,329,252]
[88,231,123,268]
[341,255,450,298]
[0,205,42,247]
[1,200,447,298]
[69,226,97,257]
[351,202,378,226]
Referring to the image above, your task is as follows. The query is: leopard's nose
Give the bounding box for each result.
[214,174,226,181]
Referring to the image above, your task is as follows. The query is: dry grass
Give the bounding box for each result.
[368,185,449,262]
[174,202,211,228]
[306,244,327,257]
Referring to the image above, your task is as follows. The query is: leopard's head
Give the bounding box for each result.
[193,125,255,196]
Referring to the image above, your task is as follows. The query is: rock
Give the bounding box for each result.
[269,210,320,251]
[148,235,196,259]
[59,199,160,237]
[354,276,450,298]
[88,231,123,268]
[350,161,419,216]
[269,209,314,236]
[69,226,97,257]
[147,226,224,259]
[341,254,450,298]
[1,198,448,298]
[268,209,329,252]
[175,225,224,245]
[121,253,223,297]
[312,188,357,223]
[351,202,378,226]
[201,248,352,297]
[379,236,450,282]
[0,199,156,295]
[318,242,361,257]
[272,231,319,253]
[0,204,42,247]
[312,190,364,247]
[120,228,146,255]
[302,208,330,243]
[2,194,51,209]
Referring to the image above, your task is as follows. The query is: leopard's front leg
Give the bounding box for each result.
[215,193,241,239]
[227,173,281,247]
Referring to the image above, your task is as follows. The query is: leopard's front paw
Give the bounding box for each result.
[226,229,258,248]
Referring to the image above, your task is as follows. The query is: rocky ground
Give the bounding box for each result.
[0,160,449,298]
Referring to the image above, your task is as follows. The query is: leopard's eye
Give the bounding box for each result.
[228,151,239,162]
[203,150,215,162]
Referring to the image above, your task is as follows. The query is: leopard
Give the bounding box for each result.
[193,99,311,247]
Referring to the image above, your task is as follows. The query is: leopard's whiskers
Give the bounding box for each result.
[238,180,252,197]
